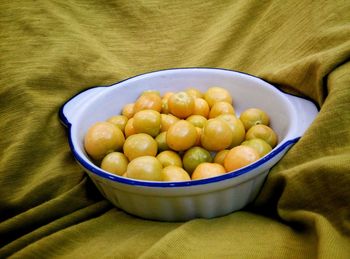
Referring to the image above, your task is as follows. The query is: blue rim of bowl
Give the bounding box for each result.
[59,67,314,187]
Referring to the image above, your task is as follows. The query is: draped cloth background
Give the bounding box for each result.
[1,1,350,258]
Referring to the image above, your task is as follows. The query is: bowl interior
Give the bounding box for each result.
[70,68,296,183]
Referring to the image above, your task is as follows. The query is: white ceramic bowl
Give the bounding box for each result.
[59,68,318,221]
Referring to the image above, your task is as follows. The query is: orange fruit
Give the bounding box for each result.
[191,163,226,180]
[161,99,170,114]
[224,145,260,172]
[133,109,161,137]
[204,87,232,108]
[239,108,270,130]
[107,115,128,132]
[122,103,135,119]
[161,92,174,114]
[160,113,179,132]
[194,127,202,146]
[186,115,207,128]
[126,156,163,181]
[166,120,197,151]
[213,149,229,166]
[161,165,191,182]
[100,152,129,176]
[84,122,125,161]
[124,117,136,137]
[209,101,235,118]
[245,124,278,148]
[193,97,210,118]
[201,118,233,151]
[123,133,157,161]
[185,87,203,99]
[156,150,183,168]
[217,114,245,148]
[241,138,272,157]
[168,91,194,119]
[134,92,162,113]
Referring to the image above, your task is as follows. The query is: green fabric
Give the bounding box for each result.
[1,0,350,258]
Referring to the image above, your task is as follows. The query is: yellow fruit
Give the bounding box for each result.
[245,124,278,148]
[84,122,125,161]
[160,113,179,132]
[155,131,169,151]
[161,92,174,114]
[213,149,229,166]
[122,103,135,119]
[204,87,232,108]
[161,99,169,114]
[193,97,210,118]
[186,115,207,128]
[239,108,270,130]
[168,91,194,119]
[156,150,183,168]
[107,115,128,132]
[209,101,235,118]
[161,165,191,182]
[124,117,136,137]
[185,87,203,99]
[191,163,226,180]
[166,120,197,151]
[224,145,260,172]
[134,93,162,113]
[101,152,128,176]
[126,156,163,181]
[241,138,272,157]
[201,118,233,151]
[217,114,245,148]
[133,109,161,137]
[194,127,202,146]
[123,133,157,161]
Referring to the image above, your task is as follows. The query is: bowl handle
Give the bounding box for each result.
[284,94,319,137]
[59,87,106,127]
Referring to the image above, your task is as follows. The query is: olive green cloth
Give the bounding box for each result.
[1,0,350,258]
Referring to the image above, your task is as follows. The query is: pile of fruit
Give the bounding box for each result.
[84,87,278,182]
